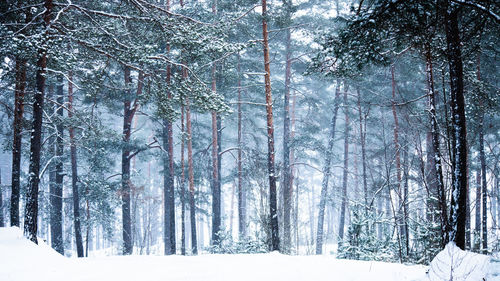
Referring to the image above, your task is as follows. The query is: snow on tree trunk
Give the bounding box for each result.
[425,47,449,247]
[211,66,221,248]
[443,0,468,250]
[11,58,26,227]
[49,75,64,255]
[24,0,52,244]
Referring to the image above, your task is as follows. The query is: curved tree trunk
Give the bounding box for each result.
[121,68,143,255]
[315,83,342,254]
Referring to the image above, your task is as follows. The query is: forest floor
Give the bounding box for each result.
[0,227,498,281]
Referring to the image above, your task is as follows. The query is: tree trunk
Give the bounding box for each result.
[475,170,481,251]
[50,75,64,255]
[24,0,52,244]
[121,67,133,255]
[443,0,468,250]
[262,0,279,252]
[315,83,342,254]
[402,136,410,257]
[181,106,186,255]
[338,82,349,242]
[356,88,368,211]
[282,20,293,254]
[466,156,471,249]
[68,71,84,257]
[210,0,221,248]
[425,47,449,246]
[390,64,406,259]
[11,58,26,227]
[291,92,297,253]
[0,169,3,227]
[217,115,222,222]
[237,55,246,240]
[495,176,500,231]
[121,67,142,255]
[163,46,176,255]
[48,83,57,248]
[163,116,176,255]
[476,55,488,254]
[211,64,221,247]
[229,182,235,234]
[186,97,198,255]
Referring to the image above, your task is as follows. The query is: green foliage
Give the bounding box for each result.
[337,204,397,262]
[205,230,268,254]
[409,207,443,264]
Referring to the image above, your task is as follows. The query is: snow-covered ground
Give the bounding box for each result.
[0,227,497,281]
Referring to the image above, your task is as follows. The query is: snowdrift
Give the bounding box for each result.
[1,227,498,281]
[428,242,490,281]
[0,227,70,281]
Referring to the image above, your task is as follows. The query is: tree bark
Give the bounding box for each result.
[186,97,198,255]
[121,67,133,255]
[425,47,449,246]
[11,58,26,227]
[211,64,221,247]
[24,0,52,244]
[282,19,293,254]
[338,82,349,242]
[50,75,64,255]
[262,0,279,252]
[0,169,3,227]
[163,116,176,255]
[163,45,176,255]
[475,170,481,251]
[291,92,297,253]
[443,1,468,250]
[390,64,406,259]
[68,71,84,257]
[356,88,368,211]
[237,55,246,240]
[315,83,342,254]
[477,55,488,254]
[121,68,142,255]
[181,106,187,255]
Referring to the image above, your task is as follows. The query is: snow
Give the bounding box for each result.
[428,242,490,281]
[0,227,497,281]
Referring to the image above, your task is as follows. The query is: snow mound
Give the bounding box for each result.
[0,227,69,281]
[427,242,490,281]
